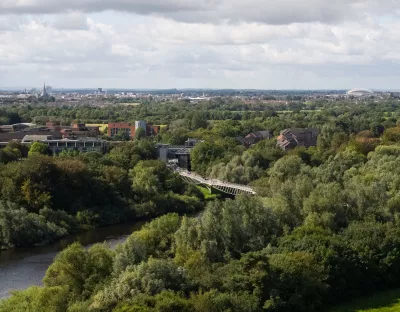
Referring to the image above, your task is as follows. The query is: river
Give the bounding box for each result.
[0,220,145,299]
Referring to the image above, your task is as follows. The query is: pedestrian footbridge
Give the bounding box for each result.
[176,169,256,196]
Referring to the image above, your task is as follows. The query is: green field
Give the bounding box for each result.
[330,289,400,312]
[276,109,322,114]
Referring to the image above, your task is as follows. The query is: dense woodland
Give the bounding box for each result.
[2,97,400,311]
[0,140,204,250]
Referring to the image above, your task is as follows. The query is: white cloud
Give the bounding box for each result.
[0,1,400,89]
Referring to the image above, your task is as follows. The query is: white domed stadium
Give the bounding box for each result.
[346,88,373,96]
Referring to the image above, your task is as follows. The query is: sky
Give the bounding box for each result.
[0,0,400,90]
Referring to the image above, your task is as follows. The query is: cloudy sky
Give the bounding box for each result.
[0,0,399,89]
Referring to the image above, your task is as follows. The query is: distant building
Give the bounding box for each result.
[41,83,48,98]
[156,144,192,171]
[97,88,106,95]
[185,138,203,147]
[0,123,99,144]
[346,88,373,97]
[46,123,100,139]
[245,131,271,145]
[277,128,319,151]
[22,135,55,142]
[0,125,15,133]
[0,123,36,133]
[236,130,271,148]
[22,136,108,154]
[108,121,161,139]
[108,122,136,138]
[135,120,147,136]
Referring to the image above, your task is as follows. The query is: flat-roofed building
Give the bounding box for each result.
[22,135,55,143]
[22,136,108,154]
[0,128,61,142]
[0,125,14,133]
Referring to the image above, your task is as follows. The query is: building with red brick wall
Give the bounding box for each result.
[108,121,161,139]
[147,124,160,136]
[107,122,136,138]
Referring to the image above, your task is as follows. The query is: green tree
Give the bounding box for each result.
[265,252,327,312]
[93,258,190,310]
[28,142,49,157]
[191,142,224,174]
[135,127,146,139]
[114,213,181,274]
[0,286,69,312]
[44,242,114,300]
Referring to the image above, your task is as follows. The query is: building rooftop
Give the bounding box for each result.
[22,135,55,142]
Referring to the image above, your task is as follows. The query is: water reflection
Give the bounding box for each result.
[0,221,144,299]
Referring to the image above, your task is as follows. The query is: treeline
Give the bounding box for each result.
[4,130,400,310]
[1,97,398,127]
[3,98,400,310]
[0,140,204,250]
[2,195,400,311]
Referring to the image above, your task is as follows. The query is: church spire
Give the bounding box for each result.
[41,82,48,97]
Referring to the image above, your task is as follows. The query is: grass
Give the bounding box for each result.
[329,289,400,312]
[196,186,219,200]
[119,102,141,106]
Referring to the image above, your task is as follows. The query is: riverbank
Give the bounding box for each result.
[0,220,145,299]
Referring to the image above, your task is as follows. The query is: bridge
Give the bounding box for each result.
[174,168,256,196]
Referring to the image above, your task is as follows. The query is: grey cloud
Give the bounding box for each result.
[1,0,397,25]
[0,0,212,15]
[52,12,89,30]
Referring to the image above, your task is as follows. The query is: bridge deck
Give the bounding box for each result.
[176,169,256,195]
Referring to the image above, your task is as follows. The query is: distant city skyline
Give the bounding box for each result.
[0,87,394,92]
[0,1,399,89]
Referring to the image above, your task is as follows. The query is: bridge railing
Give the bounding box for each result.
[173,167,256,195]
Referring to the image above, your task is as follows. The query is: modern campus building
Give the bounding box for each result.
[22,136,108,154]
[0,122,106,154]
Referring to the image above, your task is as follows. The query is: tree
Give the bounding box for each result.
[191,142,224,174]
[0,286,69,312]
[0,148,20,164]
[92,258,190,310]
[113,213,181,274]
[186,112,208,130]
[370,123,385,137]
[208,152,263,184]
[28,142,49,157]
[135,127,146,139]
[382,127,400,143]
[265,252,327,311]
[43,242,114,300]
